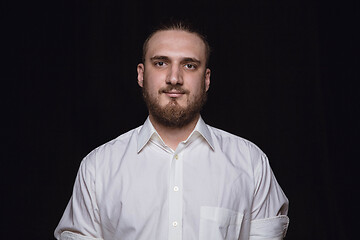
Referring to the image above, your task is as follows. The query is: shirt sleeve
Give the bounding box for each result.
[250,150,289,239]
[54,153,103,240]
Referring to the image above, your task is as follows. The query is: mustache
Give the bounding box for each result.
[158,86,190,94]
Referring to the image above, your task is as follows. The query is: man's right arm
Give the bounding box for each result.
[54,154,103,240]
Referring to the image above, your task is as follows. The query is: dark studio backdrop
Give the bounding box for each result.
[2,0,359,239]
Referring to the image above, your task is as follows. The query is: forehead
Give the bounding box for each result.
[145,30,206,61]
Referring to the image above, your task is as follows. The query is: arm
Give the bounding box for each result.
[57,231,103,240]
[250,152,289,239]
[54,153,103,240]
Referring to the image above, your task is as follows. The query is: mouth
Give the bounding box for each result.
[161,87,188,98]
[164,90,185,98]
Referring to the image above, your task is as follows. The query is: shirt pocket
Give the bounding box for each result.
[199,206,244,240]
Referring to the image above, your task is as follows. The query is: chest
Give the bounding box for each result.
[95,143,254,238]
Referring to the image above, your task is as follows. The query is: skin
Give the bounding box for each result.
[137,30,211,150]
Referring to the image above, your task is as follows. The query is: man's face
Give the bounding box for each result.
[137,30,211,128]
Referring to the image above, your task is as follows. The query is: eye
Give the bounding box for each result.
[185,63,196,69]
[155,61,166,67]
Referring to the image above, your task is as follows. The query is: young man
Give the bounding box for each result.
[55,21,289,240]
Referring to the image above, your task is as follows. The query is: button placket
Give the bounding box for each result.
[168,152,183,240]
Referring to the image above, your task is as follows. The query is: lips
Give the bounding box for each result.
[164,90,185,98]
[161,87,188,98]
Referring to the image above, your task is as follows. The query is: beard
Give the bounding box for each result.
[142,81,207,128]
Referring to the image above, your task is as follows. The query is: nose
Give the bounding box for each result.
[166,65,183,85]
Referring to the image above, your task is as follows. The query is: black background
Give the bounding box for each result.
[2,0,359,239]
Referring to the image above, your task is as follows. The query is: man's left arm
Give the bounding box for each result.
[250,151,289,239]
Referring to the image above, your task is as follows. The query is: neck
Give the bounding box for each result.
[149,114,200,151]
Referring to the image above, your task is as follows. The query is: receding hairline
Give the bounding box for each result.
[142,29,211,67]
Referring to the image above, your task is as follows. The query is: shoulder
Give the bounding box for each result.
[208,125,264,152]
[207,125,267,166]
[82,126,141,167]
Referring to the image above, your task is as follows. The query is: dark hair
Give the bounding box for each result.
[142,20,211,67]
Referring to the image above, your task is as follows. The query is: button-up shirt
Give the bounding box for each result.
[54,116,289,240]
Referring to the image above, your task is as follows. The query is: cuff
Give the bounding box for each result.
[249,215,289,240]
[59,231,104,240]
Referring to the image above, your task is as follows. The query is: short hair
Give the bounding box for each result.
[142,20,211,67]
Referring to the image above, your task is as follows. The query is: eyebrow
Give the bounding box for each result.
[150,56,170,62]
[181,57,201,65]
[150,55,202,65]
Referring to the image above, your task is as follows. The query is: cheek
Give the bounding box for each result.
[144,83,159,98]
[144,71,166,88]
[144,77,159,92]
[189,78,206,93]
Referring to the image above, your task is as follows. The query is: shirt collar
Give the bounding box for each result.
[137,116,214,153]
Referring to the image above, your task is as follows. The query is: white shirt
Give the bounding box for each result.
[54,116,289,240]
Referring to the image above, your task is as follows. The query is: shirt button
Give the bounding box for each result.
[175,154,179,160]
[172,221,178,227]
[173,186,179,192]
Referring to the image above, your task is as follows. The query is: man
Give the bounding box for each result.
[55,21,289,240]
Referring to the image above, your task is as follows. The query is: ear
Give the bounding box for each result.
[137,63,145,87]
[205,68,211,92]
